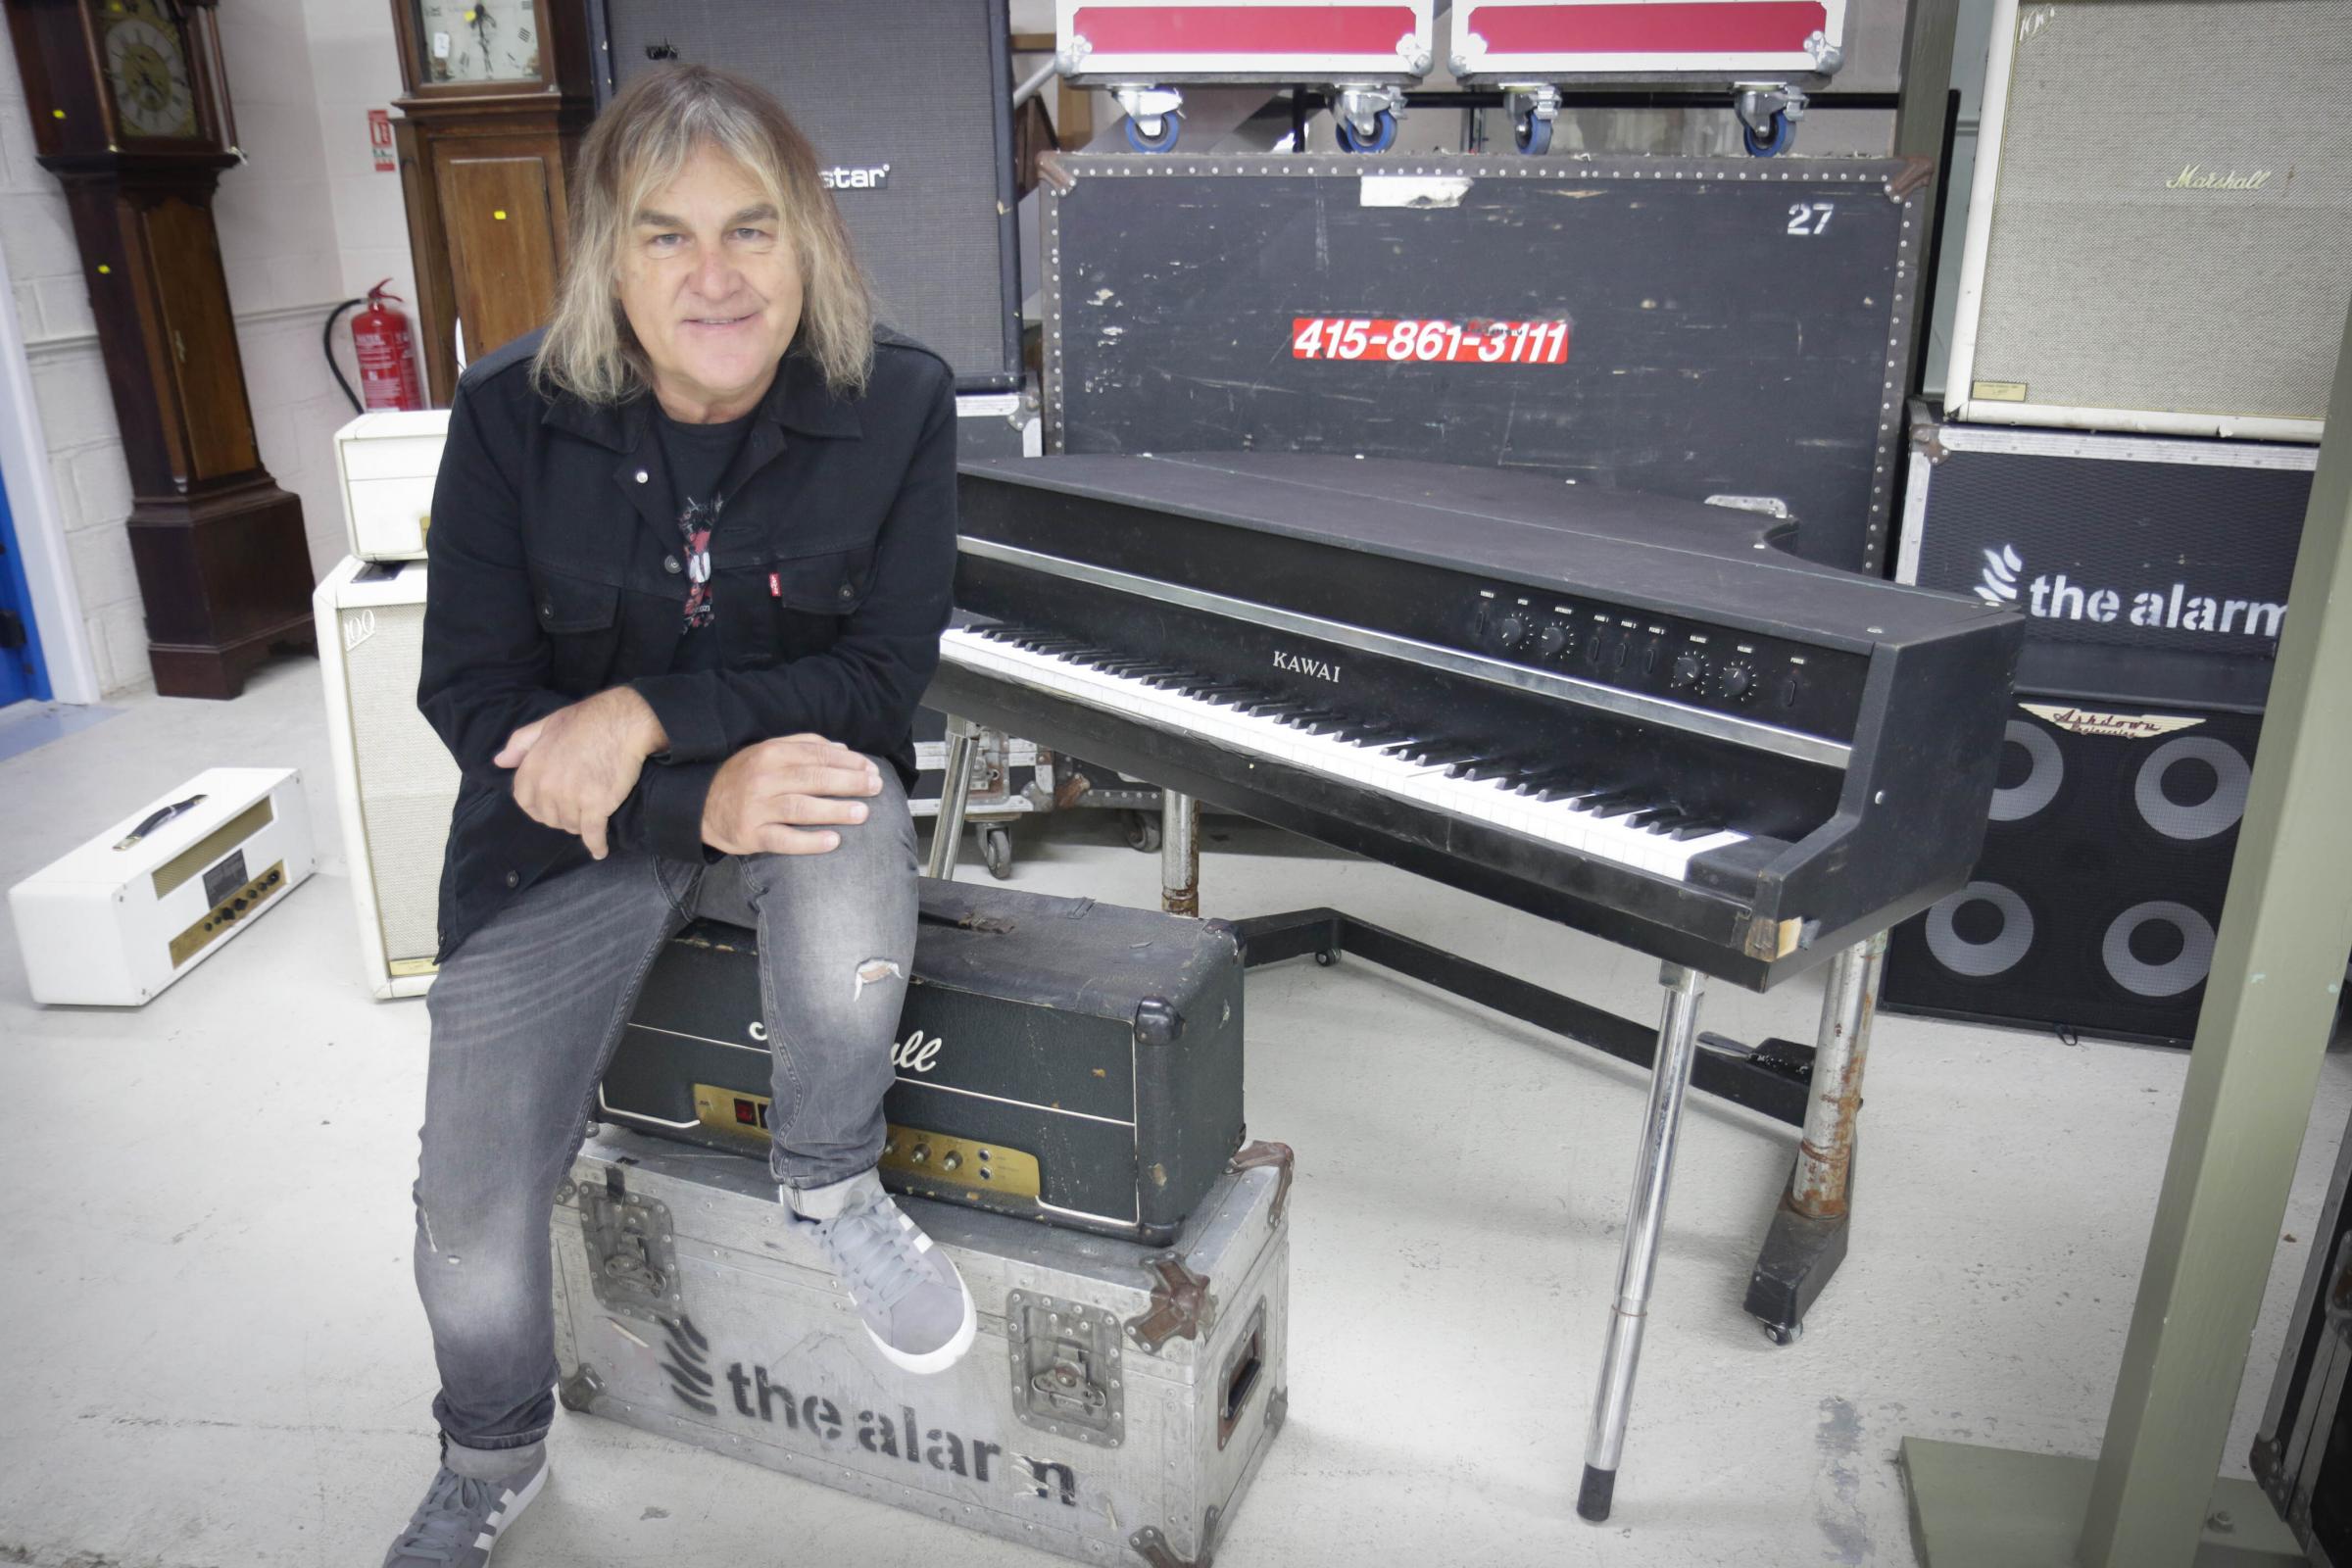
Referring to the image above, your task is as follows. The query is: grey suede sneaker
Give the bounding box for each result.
[382,1446,547,1566]
[786,1168,977,1374]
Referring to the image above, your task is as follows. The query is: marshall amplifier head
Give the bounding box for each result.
[10,767,317,1006]
[599,879,1247,1243]
[1945,0,2352,440]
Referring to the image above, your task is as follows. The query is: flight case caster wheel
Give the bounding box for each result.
[1123,809,1163,854]
[1125,113,1181,153]
[980,824,1014,880]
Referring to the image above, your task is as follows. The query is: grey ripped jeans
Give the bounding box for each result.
[411,768,917,1452]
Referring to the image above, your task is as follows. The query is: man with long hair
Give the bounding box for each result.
[385,65,971,1565]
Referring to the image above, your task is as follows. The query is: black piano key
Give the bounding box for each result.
[1588,792,1655,819]
[1666,818,1727,841]
[1628,807,1684,829]
[1454,756,1532,782]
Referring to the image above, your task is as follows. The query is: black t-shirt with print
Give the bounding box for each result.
[654,404,758,674]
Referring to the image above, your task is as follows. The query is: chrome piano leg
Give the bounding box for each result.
[1741,930,1887,1345]
[923,713,980,881]
[1580,961,1707,1524]
[1160,788,1200,917]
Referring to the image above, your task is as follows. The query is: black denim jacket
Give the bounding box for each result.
[417,326,956,960]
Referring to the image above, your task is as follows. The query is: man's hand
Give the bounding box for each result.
[495,687,667,859]
[702,734,883,857]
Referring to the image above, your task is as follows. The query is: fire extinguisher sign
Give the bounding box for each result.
[368,110,395,172]
[1291,317,1572,366]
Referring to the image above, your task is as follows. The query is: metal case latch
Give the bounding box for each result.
[1007,1291,1124,1447]
[578,1174,681,1318]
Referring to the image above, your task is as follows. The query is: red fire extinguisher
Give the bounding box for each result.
[350,279,423,412]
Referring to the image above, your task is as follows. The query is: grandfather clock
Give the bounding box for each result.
[4,0,316,699]
[388,0,595,405]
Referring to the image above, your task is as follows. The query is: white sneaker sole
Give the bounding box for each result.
[469,1459,548,1557]
[866,1277,979,1376]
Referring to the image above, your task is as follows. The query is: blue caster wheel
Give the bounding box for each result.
[1125,113,1181,153]
[1741,109,1794,157]
[1514,112,1552,155]
[1336,108,1397,153]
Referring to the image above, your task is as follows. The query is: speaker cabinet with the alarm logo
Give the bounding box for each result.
[1886,700,2259,1044]
[1887,406,2309,1043]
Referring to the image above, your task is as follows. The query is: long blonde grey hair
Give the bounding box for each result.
[532,65,875,406]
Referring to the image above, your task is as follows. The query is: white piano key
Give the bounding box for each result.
[938,629,1750,883]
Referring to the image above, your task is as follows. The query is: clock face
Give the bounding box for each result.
[100,0,199,140]
[416,0,543,84]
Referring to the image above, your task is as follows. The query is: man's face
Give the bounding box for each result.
[619,142,805,420]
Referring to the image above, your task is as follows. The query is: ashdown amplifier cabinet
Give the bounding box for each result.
[315,556,456,999]
[594,0,1020,392]
[1886,411,2314,1042]
[334,410,448,563]
[10,768,316,1006]
[1944,0,2352,440]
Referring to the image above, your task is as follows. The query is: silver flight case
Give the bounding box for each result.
[551,1127,1293,1565]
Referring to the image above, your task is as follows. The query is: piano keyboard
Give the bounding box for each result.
[943,624,1752,882]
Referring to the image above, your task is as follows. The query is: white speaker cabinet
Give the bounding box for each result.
[9,768,317,1006]
[335,409,450,562]
[1944,0,2352,441]
[316,556,456,998]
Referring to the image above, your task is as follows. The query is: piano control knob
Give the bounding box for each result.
[941,1152,963,1172]
[1671,652,1705,688]
[1494,613,1528,651]
[1536,624,1569,659]
[909,1143,931,1164]
[1722,662,1757,703]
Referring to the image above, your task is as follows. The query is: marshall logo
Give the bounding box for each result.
[1272,649,1342,683]
[652,1312,1081,1507]
[2165,164,2274,192]
[2020,703,2207,740]
[1976,546,2286,639]
[752,1019,944,1074]
[819,164,891,191]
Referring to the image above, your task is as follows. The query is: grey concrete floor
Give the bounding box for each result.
[1,661,2346,1568]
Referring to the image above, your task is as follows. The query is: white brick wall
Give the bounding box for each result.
[2,1,421,697]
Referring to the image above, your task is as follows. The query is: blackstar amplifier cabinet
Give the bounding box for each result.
[10,767,316,1006]
[599,880,1249,1244]
[315,556,456,999]
[595,0,1021,392]
[1943,0,2352,440]
[2253,1101,2352,1563]
[1885,411,2313,1042]
[1044,152,1931,570]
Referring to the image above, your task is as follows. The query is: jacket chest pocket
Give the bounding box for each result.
[532,570,622,693]
[718,541,877,667]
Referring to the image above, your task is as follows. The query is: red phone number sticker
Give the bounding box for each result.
[1292,316,1572,365]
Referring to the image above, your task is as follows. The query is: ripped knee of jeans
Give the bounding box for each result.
[853,957,906,1002]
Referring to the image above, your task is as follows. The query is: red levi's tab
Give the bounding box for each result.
[769,571,781,598]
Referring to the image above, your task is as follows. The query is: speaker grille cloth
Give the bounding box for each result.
[342,601,458,965]
[1974,0,2352,420]
[605,0,1014,386]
